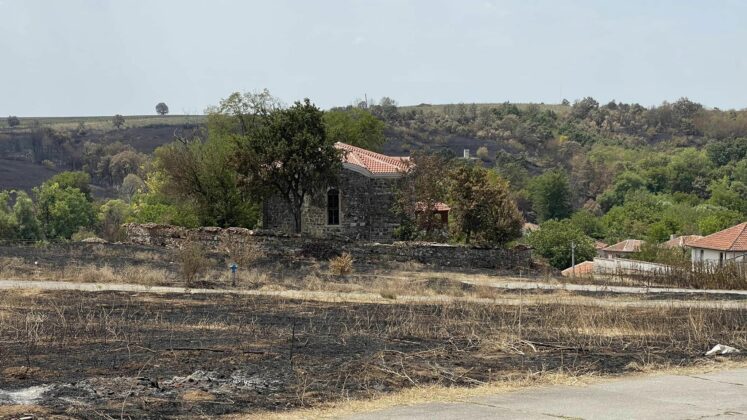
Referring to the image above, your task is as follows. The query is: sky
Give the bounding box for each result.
[1,0,747,116]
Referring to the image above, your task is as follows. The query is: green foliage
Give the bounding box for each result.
[154,138,258,228]
[324,108,386,151]
[233,98,341,233]
[394,152,450,240]
[706,137,747,166]
[112,114,125,129]
[47,171,92,200]
[708,177,747,214]
[526,219,596,269]
[155,102,169,116]
[528,169,573,222]
[34,182,95,240]
[447,163,523,246]
[569,209,606,239]
[0,191,17,239]
[13,191,41,241]
[97,199,131,241]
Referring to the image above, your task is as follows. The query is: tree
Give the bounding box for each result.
[7,116,20,128]
[528,169,573,221]
[34,182,94,239]
[394,152,450,240]
[47,172,92,200]
[112,114,125,129]
[447,163,523,245]
[0,191,17,239]
[526,219,595,269]
[155,137,258,228]
[97,199,130,241]
[233,98,342,233]
[156,102,169,115]
[569,209,606,239]
[13,191,41,241]
[323,108,386,151]
[120,173,146,201]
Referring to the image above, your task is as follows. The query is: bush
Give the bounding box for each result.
[41,160,56,169]
[476,146,489,160]
[226,241,265,267]
[329,252,354,276]
[177,242,209,286]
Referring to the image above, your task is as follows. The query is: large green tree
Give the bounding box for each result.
[324,108,386,151]
[233,99,342,233]
[34,182,94,239]
[528,169,573,221]
[155,138,258,228]
[447,163,522,245]
[527,219,595,269]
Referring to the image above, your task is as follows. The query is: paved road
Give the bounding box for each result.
[346,368,747,420]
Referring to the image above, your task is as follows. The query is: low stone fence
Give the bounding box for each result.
[124,223,532,270]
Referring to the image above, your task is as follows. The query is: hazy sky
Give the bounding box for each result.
[1,0,746,116]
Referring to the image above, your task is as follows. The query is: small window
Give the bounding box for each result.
[327,189,340,225]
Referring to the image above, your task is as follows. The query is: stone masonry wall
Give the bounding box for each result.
[261,169,400,242]
[124,223,532,270]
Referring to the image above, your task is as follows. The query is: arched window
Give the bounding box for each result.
[327,189,340,225]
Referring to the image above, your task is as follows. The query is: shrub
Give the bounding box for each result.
[476,146,489,160]
[329,252,354,277]
[41,160,56,169]
[226,241,265,267]
[177,242,209,286]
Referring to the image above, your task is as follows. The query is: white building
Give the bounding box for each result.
[689,222,747,266]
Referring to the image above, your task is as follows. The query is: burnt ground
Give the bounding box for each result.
[0,289,745,419]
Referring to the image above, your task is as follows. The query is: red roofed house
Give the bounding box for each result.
[689,222,747,266]
[262,142,426,242]
[601,239,644,259]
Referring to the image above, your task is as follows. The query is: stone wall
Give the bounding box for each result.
[124,223,532,270]
[261,169,400,242]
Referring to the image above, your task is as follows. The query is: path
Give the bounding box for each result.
[345,368,747,420]
[2,279,747,310]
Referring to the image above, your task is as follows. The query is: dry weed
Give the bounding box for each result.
[329,253,354,277]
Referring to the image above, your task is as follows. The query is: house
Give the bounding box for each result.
[660,234,703,250]
[561,260,594,277]
[689,222,747,266]
[594,240,608,257]
[262,142,448,242]
[601,239,643,258]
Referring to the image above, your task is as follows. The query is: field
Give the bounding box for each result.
[0,115,205,132]
[0,243,746,419]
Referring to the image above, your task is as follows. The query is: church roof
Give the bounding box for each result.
[335,142,410,176]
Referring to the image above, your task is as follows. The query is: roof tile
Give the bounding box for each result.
[335,142,410,175]
[689,222,747,251]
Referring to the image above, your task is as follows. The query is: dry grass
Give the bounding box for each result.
[329,253,354,277]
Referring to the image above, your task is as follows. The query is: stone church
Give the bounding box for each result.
[261,142,412,242]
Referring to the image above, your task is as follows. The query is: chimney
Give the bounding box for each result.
[463,149,470,159]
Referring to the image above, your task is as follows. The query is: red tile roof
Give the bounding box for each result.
[335,142,410,175]
[603,239,643,253]
[561,260,594,277]
[689,222,747,251]
[660,235,703,249]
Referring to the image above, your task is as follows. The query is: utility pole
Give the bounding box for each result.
[571,241,576,279]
